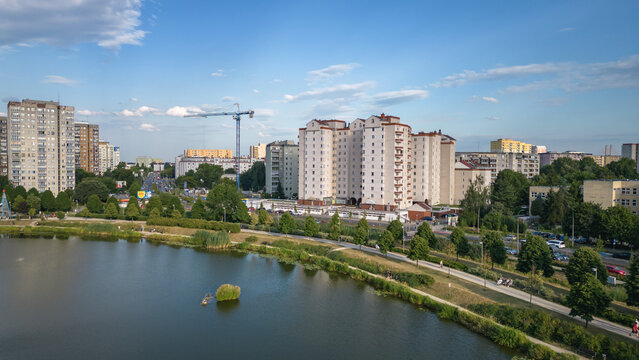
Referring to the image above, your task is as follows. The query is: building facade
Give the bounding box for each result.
[174,155,261,178]
[6,99,75,194]
[75,122,99,174]
[583,180,639,215]
[184,149,233,158]
[539,151,591,167]
[532,145,547,154]
[265,140,299,197]
[587,154,621,167]
[98,141,120,174]
[250,143,266,159]
[135,156,153,167]
[0,116,7,177]
[490,139,533,153]
[298,114,455,210]
[455,152,539,181]
[453,161,491,205]
[528,186,564,215]
[622,143,639,174]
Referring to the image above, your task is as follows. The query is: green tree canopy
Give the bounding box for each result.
[566,274,611,328]
[483,231,506,269]
[565,247,607,285]
[104,203,119,219]
[87,195,104,214]
[206,178,249,223]
[74,179,109,204]
[13,195,28,214]
[491,169,529,214]
[541,189,569,228]
[415,221,436,248]
[605,157,639,179]
[304,216,319,237]
[128,180,142,197]
[408,234,429,266]
[459,176,490,227]
[27,187,39,197]
[353,218,369,249]
[516,235,554,277]
[625,256,639,307]
[190,199,206,219]
[279,212,296,234]
[55,191,72,211]
[530,196,545,217]
[240,161,265,192]
[387,219,404,242]
[40,190,56,212]
[194,163,224,188]
[125,197,140,220]
[602,205,639,247]
[149,208,162,218]
[451,228,470,259]
[378,230,395,255]
[26,194,41,213]
[75,168,96,184]
[328,212,341,240]
[258,208,273,226]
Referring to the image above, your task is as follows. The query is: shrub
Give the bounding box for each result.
[55,211,65,220]
[215,284,241,301]
[146,217,240,233]
[245,235,258,243]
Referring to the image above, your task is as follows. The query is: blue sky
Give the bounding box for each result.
[1,0,638,161]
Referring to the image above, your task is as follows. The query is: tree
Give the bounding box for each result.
[387,219,404,243]
[171,209,182,218]
[125,197,140,220]
[56,211,65,220]
[625,256,639,307]
[40,190,56,212]
[74,179,109,204]
[606,157,639,179]
[353,218,369,249]
[258,209,273,226]
[128,180,142,197]
[27,187,39,197]
[104,203,119,219]
[516,235,554,277]
[541,189,569,228]
[565,247,607,285]
[13,195,28,214]
[55,191,72,211]
[190,199,206,219]
[193,163,223,188]
[12,186,27,202]
[279,212,296,234]
[378,230,395,255]
[26,194,41,213]
[145,196,163,216]
[240,161,266,192]
[567,202,603,241]
[328,212,341,240]
[459,176,490,227]
[106,196,119,208]
[304,216,319,237]
[78,208,90,218]
[206,178,250,223]
[483,231,506,269]
[408,234,429,266]
[224,167,236,174]
[602,206,639,248]
[166,196,185,215]
[274,183,285,199]
[75,168,96,184]
[450,228,469,259]
[416,221,436,248]
[149,208,162,218]
[566,274,611,328]
[87,195,104,213]
[491,169,530,214]
[530,196,545,217]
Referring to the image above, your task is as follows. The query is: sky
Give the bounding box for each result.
[0,0,638,162]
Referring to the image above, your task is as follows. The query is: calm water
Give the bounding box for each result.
[0,237,514,359]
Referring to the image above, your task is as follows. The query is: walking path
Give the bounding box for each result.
[244,229,638,343]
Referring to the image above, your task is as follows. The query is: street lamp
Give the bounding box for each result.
[480,241,486,289]
[592,267,597,279]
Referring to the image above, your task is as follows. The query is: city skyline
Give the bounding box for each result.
[1,1,638,161]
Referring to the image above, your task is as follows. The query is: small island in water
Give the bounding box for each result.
[215,284,241,302]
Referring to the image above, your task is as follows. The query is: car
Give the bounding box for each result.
[553,252,569,262]
[612,252,632,260]
[547,240,565,248]
[575,237,588,244]
[519,238,527,243]
[505,247,517,256]
[606,265,627,276]
[505,234,516,241]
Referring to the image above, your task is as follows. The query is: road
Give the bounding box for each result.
[244,229,638,342]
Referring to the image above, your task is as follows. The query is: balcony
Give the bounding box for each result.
[395,131,403,136]
[395,160,403,165]
[394,176,402,180]
[394,191,402,195]
[395,138,403,143]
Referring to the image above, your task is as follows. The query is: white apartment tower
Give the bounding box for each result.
[7,99,75,194]
[98,141,120,174]
[298,114,455,211]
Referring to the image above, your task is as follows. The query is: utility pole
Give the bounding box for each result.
[571,212,575,247]
[516,221,519,254]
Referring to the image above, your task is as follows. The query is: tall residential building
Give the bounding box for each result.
[265,140,299,197]
[75,122,100,174]
[622,143,639,174]
[184,149,232,158]
[539,151,591,166]
[7,99,75,194]
[456,152,539,181]
[0,116,7,177]
[453,161,491,205]
[98,141,120,174]
[250,143,267,159]
[490,138,533,153]
[583,180,639,215]
[298,114,455,210]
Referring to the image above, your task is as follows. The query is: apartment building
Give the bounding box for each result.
[298,114,455,211]
[528,186,564,215]
[0,116,7,177]
[184,149,233,158]
[532,145,547,154]
[587,154,621,167]
[250,143,266,159]
[453,161,491,205]
[6,99,75,194]
[174,155,260,178]
[265,140,299,197]
[75,122,99,174]
[622,143,639,174]
[455,152,539,181]
[583,180,639,215]
[490,138,533,153]
[539,151,591,166]
[98,141,120,174]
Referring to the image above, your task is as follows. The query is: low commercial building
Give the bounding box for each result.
[453,161,491,205]
[583,180,639,214]
[528,186,564,215]
[265,140,299,198]
[174,155,261,178]
[539,151,591,167]
[455,152,539,181]
[185,149,233,159]
[490,138,533,153]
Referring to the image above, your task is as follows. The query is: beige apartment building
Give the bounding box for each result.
[0,116,7,177]
[98,141,120,174]
[250,143,266,159]
[185,149,233,158]
[6,99,75,194]
[298,114,455,211]
[453,161,491,205]
[265,140,299,197]
[490,138,533,153]
[586,154,621,167]
[455,152,539,181]
[583,180,639,214]
[75,122,99,174]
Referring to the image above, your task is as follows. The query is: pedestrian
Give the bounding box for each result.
[440,260,443,268]
[631,322,638,337]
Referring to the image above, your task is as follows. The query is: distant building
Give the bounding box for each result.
[532,145,546,154]
[98,141,120,174]
[250,143,267,159]
[265,140,299,198]
[539,151,591,167]
[622,143,639,174]
[6,99,75,194]
[174,155,261,178]
[583,180,639,214]
[0,116,7,177]
[184,149,232,158]
[75,122,100,174]
[528,186,564,215]
[135,156,153,167]
[490,138,533,154]
[586,154,621,167]
[453,161,491,205]
[455,152,539,181]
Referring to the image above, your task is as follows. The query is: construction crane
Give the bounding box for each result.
[185,103,254,190]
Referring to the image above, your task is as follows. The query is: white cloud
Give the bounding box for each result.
[253,89,260,94]
[221,96,236,102]
[165,106,204,117]
[270,78,282,83]
[373,89,429,106]
[115,105,161,117]
[254,108,277,117]
[0,0,147,51]
[130,97,138,102]
[306,63,360,82]
[559,27,575,32]
[42,75,76,85]
[138,123,159,132]
[283,81,375,102]
[258,131,270,138]
[431,63,563,88]
[485,115,500,121]
[77,109,108,116]
[482,96,499,103]
[211,69,225,77]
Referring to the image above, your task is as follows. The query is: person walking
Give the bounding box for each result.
[439,260,443,268]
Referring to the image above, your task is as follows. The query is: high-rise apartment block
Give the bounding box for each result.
[6,99,75,194]
[455,152,539,181]
[75,122,100,174]
[265,140,299,198]
[490,138,533,153]
[98,141,120,174]
[622,143,639,174]
[184,149,232,158]
[0,116,7,177]
[298,114,455,211]
[250,143,266,159]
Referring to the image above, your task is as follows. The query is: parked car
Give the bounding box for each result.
[553,252,569,262]
[505,247,518,256]
[606,265,627,276]
[519,238,527,243]
[575,237,588,244]
[505,234,516,241]
[612,252,632,260]
[547,240,565,248]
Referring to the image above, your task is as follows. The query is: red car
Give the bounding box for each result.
[606,265,627,276]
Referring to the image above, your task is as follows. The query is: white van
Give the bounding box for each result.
[546,240,565,248]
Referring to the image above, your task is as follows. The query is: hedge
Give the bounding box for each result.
[146,217,240,233]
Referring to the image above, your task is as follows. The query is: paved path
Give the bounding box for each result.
[244,229,638,342]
